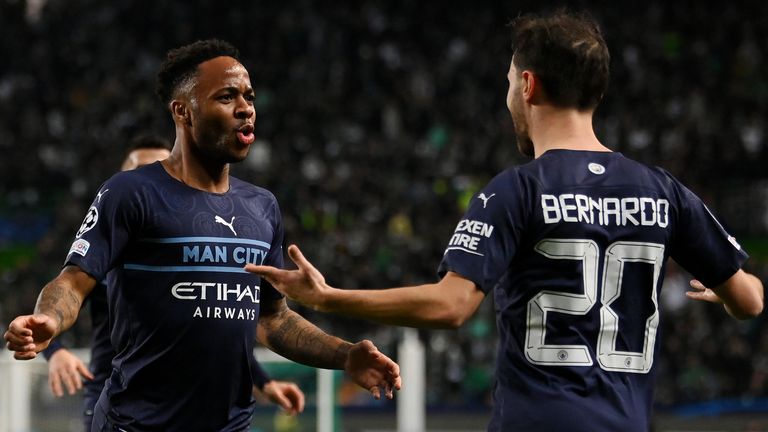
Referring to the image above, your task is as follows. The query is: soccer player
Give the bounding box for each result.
[245,11,764,432]
[43,136,305,430]
[4,39,399,431]
[42,135,172,431]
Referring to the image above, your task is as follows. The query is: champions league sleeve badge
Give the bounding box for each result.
[76,206,99,238]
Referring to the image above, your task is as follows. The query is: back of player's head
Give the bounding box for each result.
[510,9,609,110]
[155,39,241,106]
[127,133,172,154]
[121,134,172,171]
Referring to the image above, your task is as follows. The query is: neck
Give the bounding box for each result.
[162,130,230,194]
[529,106,609,158]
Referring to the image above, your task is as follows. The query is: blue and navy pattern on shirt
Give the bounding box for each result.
[438,150,748,432]
[65,162,283,432]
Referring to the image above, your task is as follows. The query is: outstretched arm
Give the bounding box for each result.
[687,269,764,319]
[257,297,400,399]
[246,245,486,329]
[4,265,96,359]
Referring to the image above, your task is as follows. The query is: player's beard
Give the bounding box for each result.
[211,135,249,164]
[510,87,534,157]
[193,120,250,165]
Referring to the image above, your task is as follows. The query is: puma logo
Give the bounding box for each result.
[214,215,237,236]
[478,193,496,208]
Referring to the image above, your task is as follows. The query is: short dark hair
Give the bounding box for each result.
[127,133,172,154]
[510,10,610,110]
[155,39,241,105]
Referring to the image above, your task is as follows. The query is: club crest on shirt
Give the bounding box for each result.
[76,206,99,238]
[588,162,605,175]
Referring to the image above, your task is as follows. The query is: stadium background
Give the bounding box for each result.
[1,0,768,430]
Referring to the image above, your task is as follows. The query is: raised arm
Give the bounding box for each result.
[4,265,96,360]
[257,297,400,399]
[246,245,486,329]
[687,269,764,320]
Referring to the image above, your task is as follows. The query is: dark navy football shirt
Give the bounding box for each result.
[44,280,273,424]
[65,162,283,431]
[438,150,748,432]
[83,284,113,403]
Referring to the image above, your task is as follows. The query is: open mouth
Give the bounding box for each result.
[236,124,255,145]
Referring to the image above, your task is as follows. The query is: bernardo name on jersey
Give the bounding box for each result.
[540,194,669,227]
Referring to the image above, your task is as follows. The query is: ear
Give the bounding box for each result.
[520,70,536,103]
[171,100,192,126]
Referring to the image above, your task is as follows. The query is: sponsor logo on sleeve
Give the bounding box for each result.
[727,235,741,251]
[445,219,495,256]
[68,239,90,257]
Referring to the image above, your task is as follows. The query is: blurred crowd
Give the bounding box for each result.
[1,0,767,411]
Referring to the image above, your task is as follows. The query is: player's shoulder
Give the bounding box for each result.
[487,165,528,187]
[610,153,677,180]
[229,176,280,205]
[484,160,551,197]
[471,166,532,211]
[613,155,687,192]
[87,163,170,211]
[101,161,164,189]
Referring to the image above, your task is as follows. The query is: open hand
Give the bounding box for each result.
[344,340,401,400]
[245,245,331,309]
[48,348,95,397]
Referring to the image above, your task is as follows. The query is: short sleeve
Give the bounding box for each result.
[669,180,748,287]
[64,175,139,281]
[438,170,527,293]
